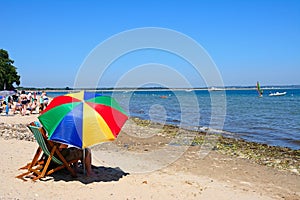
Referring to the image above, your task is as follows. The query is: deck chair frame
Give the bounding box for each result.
[16,124,79,181]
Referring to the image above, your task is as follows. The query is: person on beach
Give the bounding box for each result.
[0,99,3,113]
[12,93,19,107]
[27,98,38,114]
[11,98,22,114]
[40,92,49,110]
[20,90,28,116]
[5,101,9,116]
[33,122,95,177]
[58,143,95,177]
[4,95,12,116]
[1,100,9,115]
[39,94,44,112]
[27,92,32,104]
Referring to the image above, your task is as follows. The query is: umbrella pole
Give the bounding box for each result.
[83,148,86,175]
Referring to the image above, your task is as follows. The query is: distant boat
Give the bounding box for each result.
[256,81,263,97]
[208,87,224,91]
[269,91,287,97]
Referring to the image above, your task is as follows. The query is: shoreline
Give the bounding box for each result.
[110,117,300,175]
[0,114,299,199]
[1,116,299,175]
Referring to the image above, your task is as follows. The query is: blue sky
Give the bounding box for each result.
[1,0,299,88]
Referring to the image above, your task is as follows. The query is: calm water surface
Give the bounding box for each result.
[48,89,300,150]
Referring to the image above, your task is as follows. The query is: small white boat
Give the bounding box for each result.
[269,91,287,96]
[208,87,224,91]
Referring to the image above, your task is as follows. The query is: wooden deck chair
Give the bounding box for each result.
[17,122,45,170]
[16,125,79,181]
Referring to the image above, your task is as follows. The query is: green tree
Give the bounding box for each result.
[0,49,20,90]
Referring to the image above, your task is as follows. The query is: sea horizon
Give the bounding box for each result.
[14,84,300,92]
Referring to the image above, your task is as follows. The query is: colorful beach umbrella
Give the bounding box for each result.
[38,91,128,149]
[0,90,16,96]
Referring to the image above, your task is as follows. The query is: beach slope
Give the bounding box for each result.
[0,114,299,200]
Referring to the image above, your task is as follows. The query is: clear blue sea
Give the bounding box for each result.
[47,88,300,150]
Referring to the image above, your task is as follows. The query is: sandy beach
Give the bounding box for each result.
[0,114,299,200]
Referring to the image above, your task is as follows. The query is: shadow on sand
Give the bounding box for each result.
[43,165,129,184]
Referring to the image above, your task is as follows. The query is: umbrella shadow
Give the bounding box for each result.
[49,165,129,184]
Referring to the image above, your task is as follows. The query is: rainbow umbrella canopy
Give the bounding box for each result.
[38,91,128,149]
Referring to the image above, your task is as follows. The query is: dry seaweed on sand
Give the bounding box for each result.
[1,117,299,175]
[124,118,300,175]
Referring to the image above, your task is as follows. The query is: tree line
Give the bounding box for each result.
[0,49,20,90]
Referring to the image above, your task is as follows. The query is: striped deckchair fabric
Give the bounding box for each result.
[30,126,63,165]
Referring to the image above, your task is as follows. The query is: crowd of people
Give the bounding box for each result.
[0,90,49,116]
